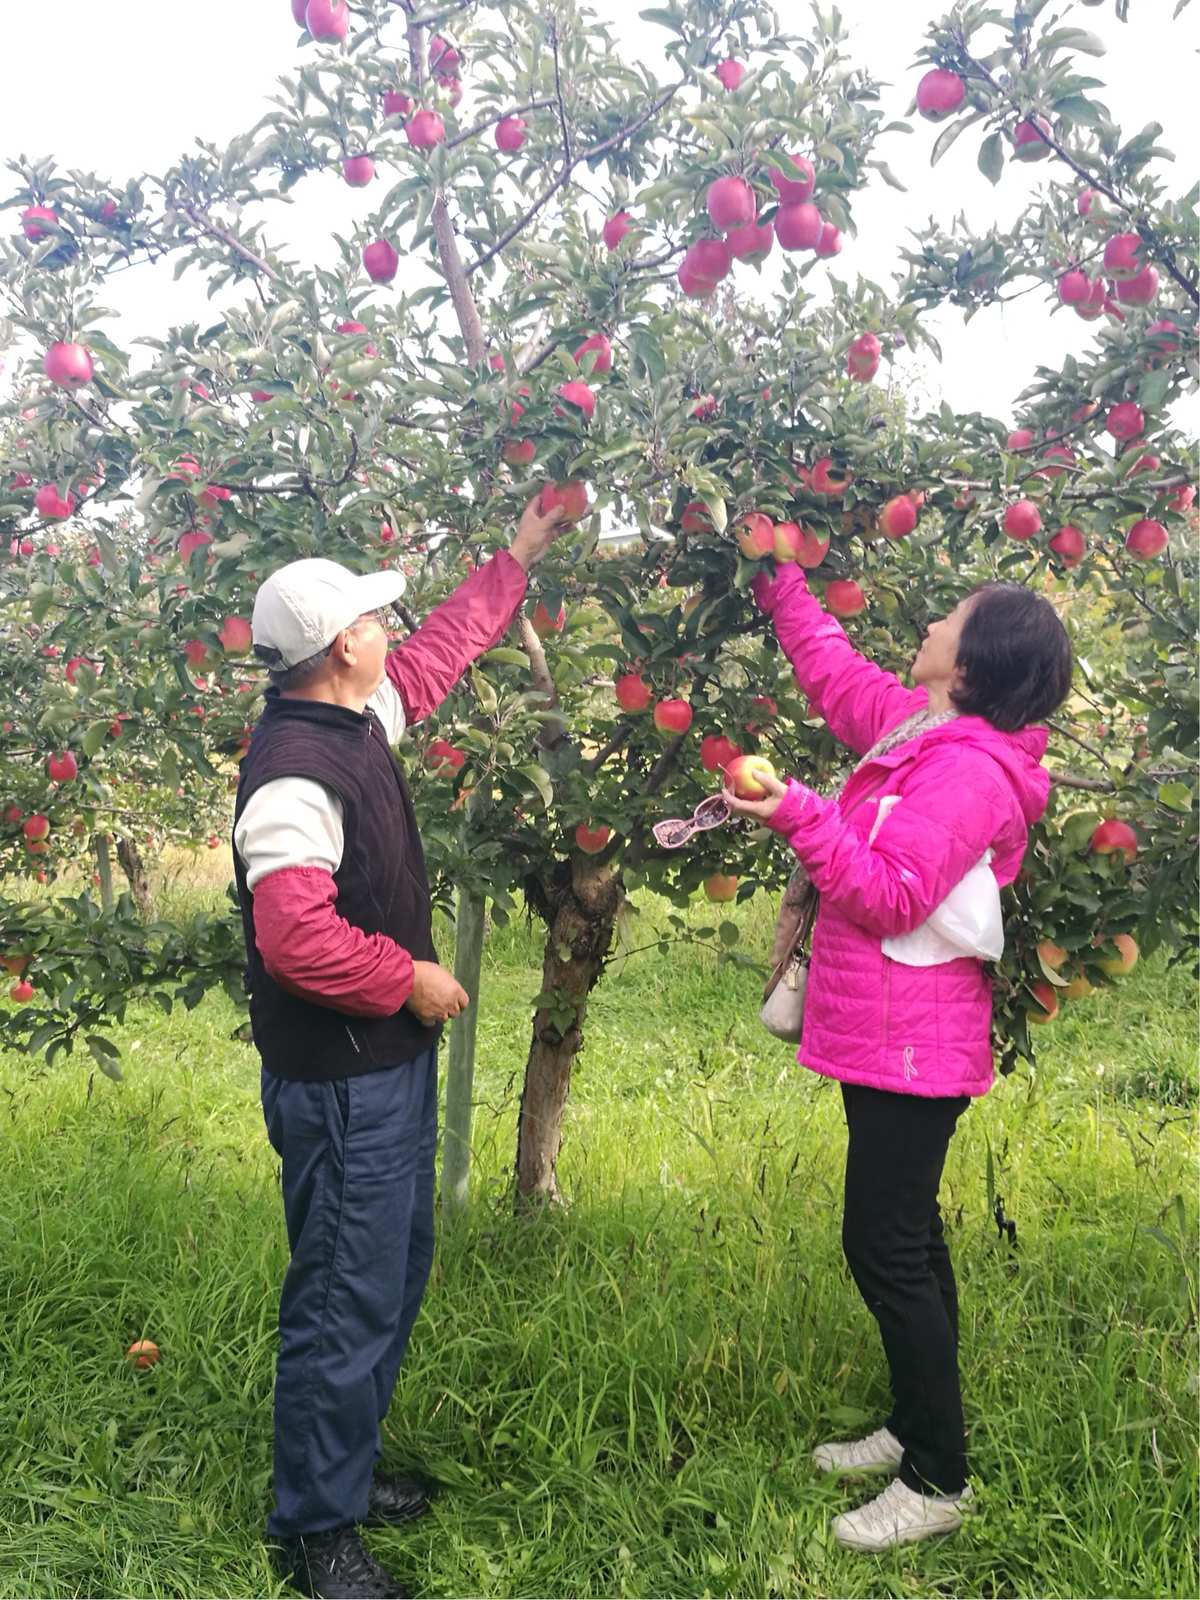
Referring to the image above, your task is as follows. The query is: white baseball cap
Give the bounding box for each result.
[251,558,407,670]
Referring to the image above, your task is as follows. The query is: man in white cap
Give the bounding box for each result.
[234,492,569,1599]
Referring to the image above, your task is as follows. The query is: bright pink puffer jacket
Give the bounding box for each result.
[754,565,1051,1099]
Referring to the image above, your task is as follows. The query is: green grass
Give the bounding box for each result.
[0,892,1195,1598]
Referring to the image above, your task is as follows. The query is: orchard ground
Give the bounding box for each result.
[0,856,1195,1600]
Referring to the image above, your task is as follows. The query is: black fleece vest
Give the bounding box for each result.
[232,690,440,1081]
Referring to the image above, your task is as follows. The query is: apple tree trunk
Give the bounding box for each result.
[514,852,624,1204]
[116,835,153,919]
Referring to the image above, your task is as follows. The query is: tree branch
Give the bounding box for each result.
[516,615,567,750]
[1050,770,1115,793]
[181,205,284,284]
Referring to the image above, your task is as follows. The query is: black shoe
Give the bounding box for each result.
[271,1526,410,1599]
[365,1471,433,1526]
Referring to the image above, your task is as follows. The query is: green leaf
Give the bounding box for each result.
[520,763,553,812]
[85,1034,123,1081]
[1137,367,1171,410]
[482,647,530,669]
[82,721,109,759]
[977,132,1005,186]
[867,159,907,192]
[930,115,974,167]
[1158,782,1192,813]
[1041,26,1106,56]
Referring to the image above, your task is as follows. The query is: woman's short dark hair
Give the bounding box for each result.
[951,582,1073,731]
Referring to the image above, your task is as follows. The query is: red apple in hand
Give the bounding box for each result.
[725,754,777,800]
[574,823,612,854]
[539,480,589,521]
[615,673,652,713]
[43,342,93,389]
[734,513,774,559]
[653,699,693,735]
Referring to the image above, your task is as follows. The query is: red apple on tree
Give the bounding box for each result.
[916,68,966,120]
[503,439,536,466]
[602,211,632,251]
[1048,525,1086,567]
[1011,115,1052,160]
[43,342,93,389]
[1095,932,1139,975]
[703,873,740,902]
[1004,500,1042,540]
[382,90,413,118]
[810,458,851,496]
[219,617,253,654]
[574,823,612,855]
[573,333,612,374]
[342,154,375,187]
[531,601,565,638]
[406,111,446,149]
[9,980,35,1004]
[20,204,58,240]
[700,734,742,772]
[680,502,714,534]
[495,116,528,151]
[1115,266,1158,306]
[814,222,841,258]
[556,381,596,421]
[653,699,693,735]
[1103,232,1142,280]
[1125,519,1168,560]
[878,495,918,539]
[714,58,744,90]
[304,0,349,44]
[23,815,50,843]
[362,239,399,283]
[1090,819,1137,862]
[614,673,651,713]
[46,751,78,782]
[34,484,74,520]
[745,695,778,733]
[825,579,866,617]
[846,332,881,382]
[725,754,777,800]
[1058,270,1091,307]
[725,219,774,265]
[1105,401,1144,441]
[1167,484,1194,515]
[775,203,823,252]
[769,154,815,203]
[706,176,756,232]
[1026,980,1058,1025]
[426,738,466,773]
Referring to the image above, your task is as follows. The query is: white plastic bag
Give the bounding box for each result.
[868,795,1004,967]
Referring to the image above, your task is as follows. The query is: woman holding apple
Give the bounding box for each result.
[723,561,1071,1553]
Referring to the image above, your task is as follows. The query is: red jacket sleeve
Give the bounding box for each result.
[251,866,414,1017]
[385,548,528,725]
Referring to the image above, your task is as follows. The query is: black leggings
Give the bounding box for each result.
[840,1082,969,1495]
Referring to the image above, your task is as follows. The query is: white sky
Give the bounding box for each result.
[0,0,1195,428]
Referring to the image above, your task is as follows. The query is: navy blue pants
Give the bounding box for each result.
[261,1047,438,1537]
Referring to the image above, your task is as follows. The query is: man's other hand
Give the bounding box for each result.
[406,960,470,1026]
[509,490,576,572]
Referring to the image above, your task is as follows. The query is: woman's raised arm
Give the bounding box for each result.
[753,565,924,755]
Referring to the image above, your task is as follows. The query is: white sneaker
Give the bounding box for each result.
[812,1425,904,1476]
[833,1477,973,1552]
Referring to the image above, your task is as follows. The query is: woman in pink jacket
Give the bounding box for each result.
[724,563,1072,1553]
